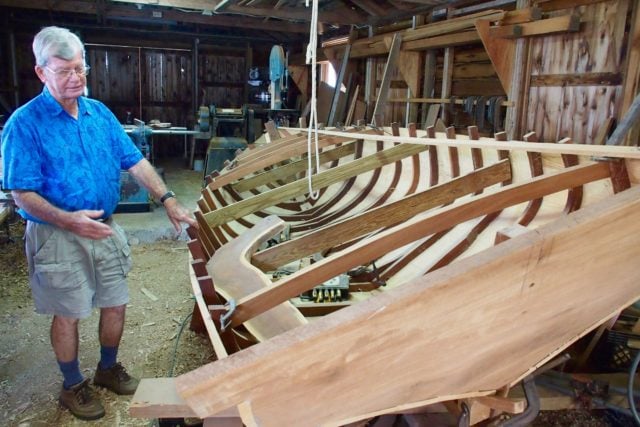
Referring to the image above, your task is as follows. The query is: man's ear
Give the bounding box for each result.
[35,65,46,83]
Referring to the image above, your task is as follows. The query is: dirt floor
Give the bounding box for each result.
[0,219,212,427]
[0,218,636,427]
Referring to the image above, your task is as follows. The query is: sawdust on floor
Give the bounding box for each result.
[0,219,212,426]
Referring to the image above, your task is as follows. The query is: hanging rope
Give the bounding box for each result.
[305,0,321,200]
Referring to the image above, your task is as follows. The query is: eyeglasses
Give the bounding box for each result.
[44,65,91,79]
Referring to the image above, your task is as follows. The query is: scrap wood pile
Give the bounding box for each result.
[131,122,640,426]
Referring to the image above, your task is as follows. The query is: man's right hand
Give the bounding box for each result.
[12,191,114,240]
[63,209,114,239]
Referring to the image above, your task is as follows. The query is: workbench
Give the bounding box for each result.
[123,125,210,169]
[204,136,248,179]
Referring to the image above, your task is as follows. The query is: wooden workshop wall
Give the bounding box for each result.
[198,49,245,109]
[87,47,140,123]
[525,0,630,144]
[88,46,192,128]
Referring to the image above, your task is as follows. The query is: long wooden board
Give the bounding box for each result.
[176,183,640,426]
[281,127,640,159]
[233,142,357,193]
[202,143,429,227]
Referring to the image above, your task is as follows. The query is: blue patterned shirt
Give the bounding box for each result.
[1,87,143,223]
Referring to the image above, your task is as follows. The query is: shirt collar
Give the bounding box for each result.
[41,86,93,117]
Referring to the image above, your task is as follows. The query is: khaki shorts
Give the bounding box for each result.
[25,219,132,319]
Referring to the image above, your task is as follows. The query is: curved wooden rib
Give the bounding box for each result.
[207,215,307,341]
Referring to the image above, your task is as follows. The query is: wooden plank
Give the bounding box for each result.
[402,30,481,52]
[176,184,640,425]
[441,47,454,125]
[208,215,307,341]
[345,84,361,126]
[327,44,351,127]
[402,10,506,42]
[530,72,623,87]
[130,377,239,418]
[281,128,640,159]
[489,14,581,39]
[202,143,429,228]
[232,143,357,193]
[476,18,516,94]
[537,0,610,12]
[252,159,512,271]
[207,133,361,190]
[372,33,402,126]
[499,7,542,25]
[232,162,611,328]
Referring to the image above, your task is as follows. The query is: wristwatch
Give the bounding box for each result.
[160,190,176,204]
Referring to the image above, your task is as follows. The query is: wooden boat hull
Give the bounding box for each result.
[132,125,640,426]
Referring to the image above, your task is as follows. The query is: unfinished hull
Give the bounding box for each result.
[132,125,640,426]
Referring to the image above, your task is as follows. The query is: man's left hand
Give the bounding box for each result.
[163,198,198,235]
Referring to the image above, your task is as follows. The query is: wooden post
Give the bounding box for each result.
[371,33,402,127]
[327,44,351,127]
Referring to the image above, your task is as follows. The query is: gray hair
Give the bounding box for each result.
[32,26,85,67]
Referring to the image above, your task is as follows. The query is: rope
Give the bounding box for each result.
[305,0,321,200]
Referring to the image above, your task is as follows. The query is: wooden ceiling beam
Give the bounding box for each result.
[110,0,220,11]
[0,0,309,33]
[224,4,361,26]
[350,0,389,17]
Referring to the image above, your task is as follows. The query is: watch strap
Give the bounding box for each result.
[160,190,176,204]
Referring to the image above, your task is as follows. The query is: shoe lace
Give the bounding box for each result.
[74,381,93,404]
[111,362,132,381]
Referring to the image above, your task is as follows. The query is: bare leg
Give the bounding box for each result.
[99,304,126,347]
[51,315,80,362]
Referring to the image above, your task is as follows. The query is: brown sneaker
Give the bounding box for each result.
[93,362,139,395]
[59,378,106,420]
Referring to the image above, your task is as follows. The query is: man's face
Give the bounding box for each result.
[35,52,87,103]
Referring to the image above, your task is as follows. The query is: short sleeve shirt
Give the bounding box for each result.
[1,87,143,223]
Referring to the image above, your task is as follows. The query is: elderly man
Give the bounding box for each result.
[1,26,197,420]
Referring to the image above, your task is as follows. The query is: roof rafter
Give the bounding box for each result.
[0,0,309,33]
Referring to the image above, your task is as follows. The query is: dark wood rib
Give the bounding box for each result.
[291,140,385,233]
[517,132,544,226]
[405,123,422,196]
[559,138,583,214]
[378,229,451,281]
[421,127,502,275]
[194,208,220,252]
[446,127,461,178]
[609,160,631,194]
[211,188,254,230]
[426,126,439,187]
[426,211,502,273]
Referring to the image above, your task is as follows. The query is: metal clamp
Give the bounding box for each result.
[219,299,237,332]
[457,402,470,427]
